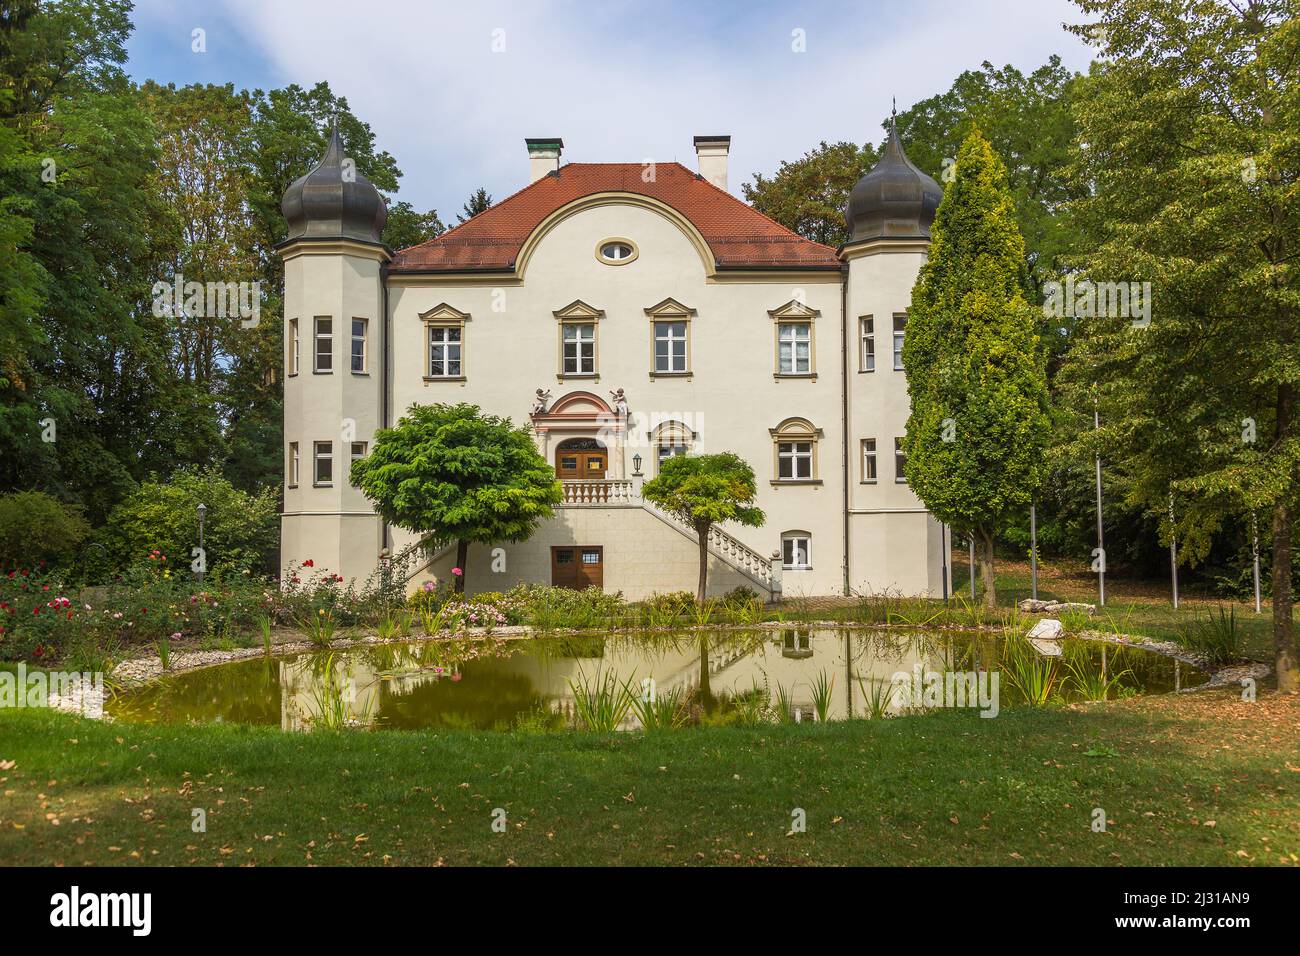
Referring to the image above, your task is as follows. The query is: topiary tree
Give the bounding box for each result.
[350,403,563,593]
[902,127,1050,608]
[641,453,765,602]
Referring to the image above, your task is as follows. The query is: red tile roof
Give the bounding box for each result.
[388,162,841,273]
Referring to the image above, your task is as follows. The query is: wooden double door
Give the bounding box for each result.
[551,546,603,590]
[556,438,607,479]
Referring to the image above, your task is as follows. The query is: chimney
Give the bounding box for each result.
[693,135,730,191]
[526,138,564,183]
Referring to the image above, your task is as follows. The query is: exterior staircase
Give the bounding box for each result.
[400,478,782,599]
[559,478,780,597]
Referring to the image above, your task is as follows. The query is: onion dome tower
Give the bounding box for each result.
[278,127,389,586]
[281,127,388,244]
[845,115,942,242]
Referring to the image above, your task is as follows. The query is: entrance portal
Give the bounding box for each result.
[555,437,607,479]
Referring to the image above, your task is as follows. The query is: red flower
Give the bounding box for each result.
[303,559,314,568]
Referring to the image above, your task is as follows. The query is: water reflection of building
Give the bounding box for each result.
[275,631,959,731]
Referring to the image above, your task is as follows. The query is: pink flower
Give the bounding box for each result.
[451,567,463,577]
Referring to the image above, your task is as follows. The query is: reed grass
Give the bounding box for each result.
[808,669,835,722]
[566,669,635,732]
[1001,635,1060,706]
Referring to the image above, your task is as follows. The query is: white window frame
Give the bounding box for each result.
[782,532,812,570]
[860,316,875,372]
[313,317,332,373]
[777,321,812,375]
[288,441,299,487]
[350,318,368,374]
[350,441,367,462]
[893,314,907,371]
[428,324,463,379]
[777,441,814,480]
[562,322,596,376]
[861,438,877,482]
[313,440,333,486]
[289,318,300,376]
[770,417,822,484]
[654,320,688,374]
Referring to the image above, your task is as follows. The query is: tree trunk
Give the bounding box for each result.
[1273,501,1297,693]
[697,635,715,713]
[695,521,710,604]
[1273,376,1297,693]
[454,539,468,594]
[977,526,997,609]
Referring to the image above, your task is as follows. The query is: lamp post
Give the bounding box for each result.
[631,453,643,476]
[1252,513,1262,614]
[196,502,207,585]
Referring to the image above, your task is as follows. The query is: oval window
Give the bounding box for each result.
[596,239,637,265]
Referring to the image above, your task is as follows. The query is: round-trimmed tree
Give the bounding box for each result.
[350,403,563,593]
[901,127,1050,607]
[641,452,765,602]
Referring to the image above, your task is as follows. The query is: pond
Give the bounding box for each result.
[106,629,1207,732]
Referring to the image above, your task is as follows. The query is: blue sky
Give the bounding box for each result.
[126,0,1095,220]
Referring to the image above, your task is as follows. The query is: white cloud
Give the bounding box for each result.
[203,0,1093,218]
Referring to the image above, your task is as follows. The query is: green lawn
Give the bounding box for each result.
[1,690,1295,866]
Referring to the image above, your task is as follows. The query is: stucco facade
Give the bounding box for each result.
[278,128,950,599]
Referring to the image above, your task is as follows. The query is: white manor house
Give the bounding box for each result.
[278,127,950,600]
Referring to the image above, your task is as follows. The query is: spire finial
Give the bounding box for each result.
[891,96,897,130]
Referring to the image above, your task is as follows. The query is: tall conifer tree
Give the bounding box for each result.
[903,128,1051,607]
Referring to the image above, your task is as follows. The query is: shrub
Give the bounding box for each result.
[505,583,626,629]
[721,586,761,607]
[0,492,90,571]
[98,468,278,577]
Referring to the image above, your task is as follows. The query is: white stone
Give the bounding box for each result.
[1027,618,1063,641]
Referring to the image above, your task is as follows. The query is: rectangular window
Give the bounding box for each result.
[860,317,875,372]
[777,441,813,480]
[314,317,332,373]
[654,320,688,373]
[313,441,333,486]
[350,441,367,462]
[288,441,299,487]
[350,318,368,373]
[289,318,300,376]
[562,323,596,375]
[861,438,877,482]
[428,325,463,378]
[893,315,907,371]
[895,437,907,483]
[657,443,688,468]
[778,322,811,374]
[782,534,811,570]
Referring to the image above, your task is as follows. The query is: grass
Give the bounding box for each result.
[0,690,1294,866]
[771,556,1288,664]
